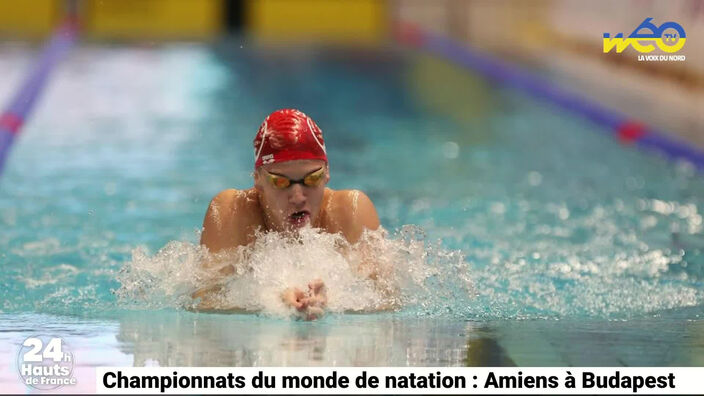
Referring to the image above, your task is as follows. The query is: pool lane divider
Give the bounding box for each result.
[394,23,704,170]
[0,18,78,175]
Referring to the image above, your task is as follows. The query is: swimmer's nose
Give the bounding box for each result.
[288,184,306,207]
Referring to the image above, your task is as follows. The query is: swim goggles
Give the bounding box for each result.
[263,167,326,189]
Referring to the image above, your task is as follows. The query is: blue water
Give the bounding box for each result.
[1,41,703,371]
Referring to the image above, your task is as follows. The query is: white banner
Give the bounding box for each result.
[95,367,702,394]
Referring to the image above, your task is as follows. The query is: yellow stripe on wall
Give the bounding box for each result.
[85,0,223,40]
[0,0,59,37]
[407,54,494,145]
[247,0,386,43]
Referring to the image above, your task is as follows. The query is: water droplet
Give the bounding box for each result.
[528,171,542,186]
[441,141,460,159]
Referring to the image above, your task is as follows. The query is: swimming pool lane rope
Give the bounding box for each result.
[0,19,78,175]
[394,23,704,170]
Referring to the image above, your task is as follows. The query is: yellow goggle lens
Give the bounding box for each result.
[269,175,291,189]
[266,167,325,189]
[303,168,325,186]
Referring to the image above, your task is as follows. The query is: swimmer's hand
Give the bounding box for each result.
[281,279,327,321]
[305,279,327,320]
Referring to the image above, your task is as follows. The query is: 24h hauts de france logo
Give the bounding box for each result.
[16,335,76,390]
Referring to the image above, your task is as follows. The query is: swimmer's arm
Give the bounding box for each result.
[189,283,253,313]
[341,191,400,312]
[194,190,252,310]
[340,190,380,244]
[341,190,382,278]
[200,189,259,270]
[200,189,245,256]
[189,270,245,312]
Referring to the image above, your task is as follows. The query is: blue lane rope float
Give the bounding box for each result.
[394,23,704,170]
[0,18,78,175]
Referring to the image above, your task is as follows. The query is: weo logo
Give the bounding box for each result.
[603,17,686,54]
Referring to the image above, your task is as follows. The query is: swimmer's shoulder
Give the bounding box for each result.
[205,188,258,219]
[327,188,372,207]
[201,188,263,251]
[324,189,380,243]
[209,188,260,211]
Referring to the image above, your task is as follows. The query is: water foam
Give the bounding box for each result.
[115,226,473,318]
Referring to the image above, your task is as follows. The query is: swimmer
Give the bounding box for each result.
[194,109,382,319]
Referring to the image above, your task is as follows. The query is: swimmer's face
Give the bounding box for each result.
[254,159,330,232]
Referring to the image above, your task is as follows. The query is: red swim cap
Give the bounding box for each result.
[253,109,327,168]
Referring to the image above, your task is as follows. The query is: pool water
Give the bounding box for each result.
[1,39,703,383]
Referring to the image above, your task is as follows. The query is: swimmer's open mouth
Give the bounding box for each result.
[289,210,310,226]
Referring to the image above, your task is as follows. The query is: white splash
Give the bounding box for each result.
[115,226,473,318]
